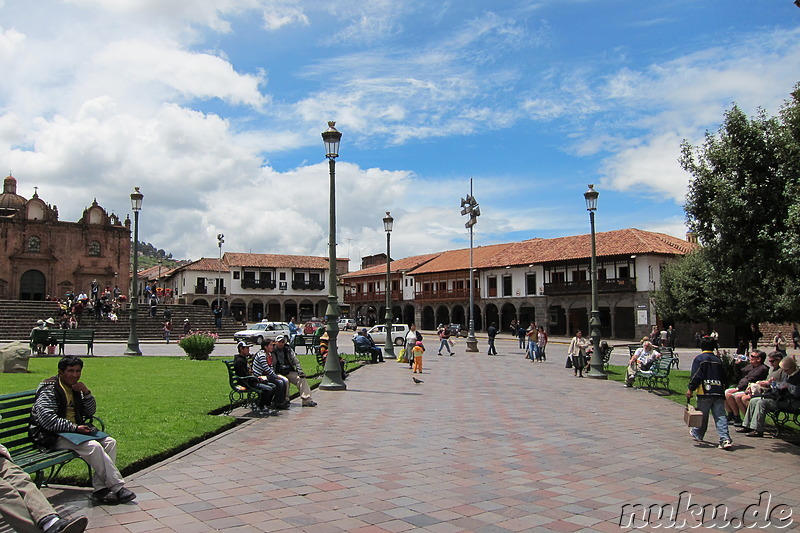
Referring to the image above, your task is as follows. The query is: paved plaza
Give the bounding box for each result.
[32,337,800,532]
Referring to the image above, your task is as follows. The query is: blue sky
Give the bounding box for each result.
[1,1,799,266]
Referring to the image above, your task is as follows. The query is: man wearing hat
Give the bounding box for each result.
[354,328,383,363]
[232,342,278,415]
[272,335,316,407]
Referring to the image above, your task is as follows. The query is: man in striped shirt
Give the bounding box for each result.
[253,340,290,409]
[29,356,135,505]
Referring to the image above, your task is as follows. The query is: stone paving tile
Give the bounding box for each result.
[35,343,800,532]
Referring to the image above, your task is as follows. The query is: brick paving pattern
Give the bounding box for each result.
[35,337,800,532]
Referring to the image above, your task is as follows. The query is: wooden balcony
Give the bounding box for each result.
[291,280,325,290]
[415,288,473,302]
[194,286,208,294]
[344,290,402,303]
[241,279,277,289]
[542,277,636,295]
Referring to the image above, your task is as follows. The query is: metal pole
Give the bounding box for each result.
[465,179,478,352]
[320,156,346,389]
[124,210,141,356]
[588,209,606,378]
[384,228,394,359]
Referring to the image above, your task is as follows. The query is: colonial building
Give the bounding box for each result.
[0,175,131,300]
[166,252,349,323]
[341,229,696,341]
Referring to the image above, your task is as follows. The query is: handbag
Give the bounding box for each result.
[684,402,703,428]
[565,356,573,369]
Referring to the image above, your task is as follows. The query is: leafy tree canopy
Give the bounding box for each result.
[656,84,800,325]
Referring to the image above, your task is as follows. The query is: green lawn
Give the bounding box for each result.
[606,364,799,434]
[1,353,360,485]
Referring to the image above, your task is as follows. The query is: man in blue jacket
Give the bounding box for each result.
[686,337,732,449]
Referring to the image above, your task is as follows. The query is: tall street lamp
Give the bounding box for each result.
[460,179,480,352]
[124,187,143,356]
[320,121,346,390]
[216,233,224,313]
[585,184,606,379]
[383,211,394,360]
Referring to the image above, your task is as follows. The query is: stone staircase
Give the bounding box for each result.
[0,300,242,343]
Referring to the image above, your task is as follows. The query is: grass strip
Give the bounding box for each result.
[606,364,799,434]
[0,353,362,485]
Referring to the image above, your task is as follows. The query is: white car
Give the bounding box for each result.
[233,321,291,345]
[338,318,357,331]
[367,324,410,346]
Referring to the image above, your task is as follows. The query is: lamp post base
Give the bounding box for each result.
[465,337,479,352]
[124,344,142,356]
[586,366,608,379]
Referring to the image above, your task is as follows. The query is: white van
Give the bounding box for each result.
[367,324,410,346]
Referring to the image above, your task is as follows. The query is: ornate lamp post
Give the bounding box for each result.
[585,184,606,379]
[320,121,346,390]
[383,211,394,359]
[124,187,143,356]
[216,233,224,313]
[460,179,480,352]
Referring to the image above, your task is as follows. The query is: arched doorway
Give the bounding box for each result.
[484,303,499,331]
[500,303,517,334]
[20,270,46,300]
[250,300,264,322]
[403,304,415,326]
[435,305,450,327]
[451,305,465,327]
[421,306,435,330]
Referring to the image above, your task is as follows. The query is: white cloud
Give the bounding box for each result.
[93,40,267,108]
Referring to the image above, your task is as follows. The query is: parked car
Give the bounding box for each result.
[233,321,291,345]
[302,320,324,334]
[367,324,410,346]
[446,324,468,338]
[338,318,357,331]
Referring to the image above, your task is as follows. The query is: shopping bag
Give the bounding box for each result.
[565,356,573,369]
[397,348,406,362]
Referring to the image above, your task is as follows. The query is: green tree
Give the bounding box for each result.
[657,85,800,326]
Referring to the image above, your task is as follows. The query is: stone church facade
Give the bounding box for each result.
[0,175,131,300]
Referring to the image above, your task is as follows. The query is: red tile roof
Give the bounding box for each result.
[343,228,696,277]
[341,253,441,279]
[178,257,224,272]
[409,243,517,275]
[223,252,346,269]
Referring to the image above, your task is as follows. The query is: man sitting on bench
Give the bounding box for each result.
[29,356,135,505]
[625,339,661,387]
[0,438,88,533]
[354,328,383,363]
[233,341,280,415]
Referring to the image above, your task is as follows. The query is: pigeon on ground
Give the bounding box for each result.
[412,376,424,384]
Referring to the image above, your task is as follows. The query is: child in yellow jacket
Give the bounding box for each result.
[412,341,425,373]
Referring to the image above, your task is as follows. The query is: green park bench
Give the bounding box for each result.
[0,389,103,487]
[29,329,58,354]
[221,360,261,414]
[633,348,675,391]
[54,329,95,356]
